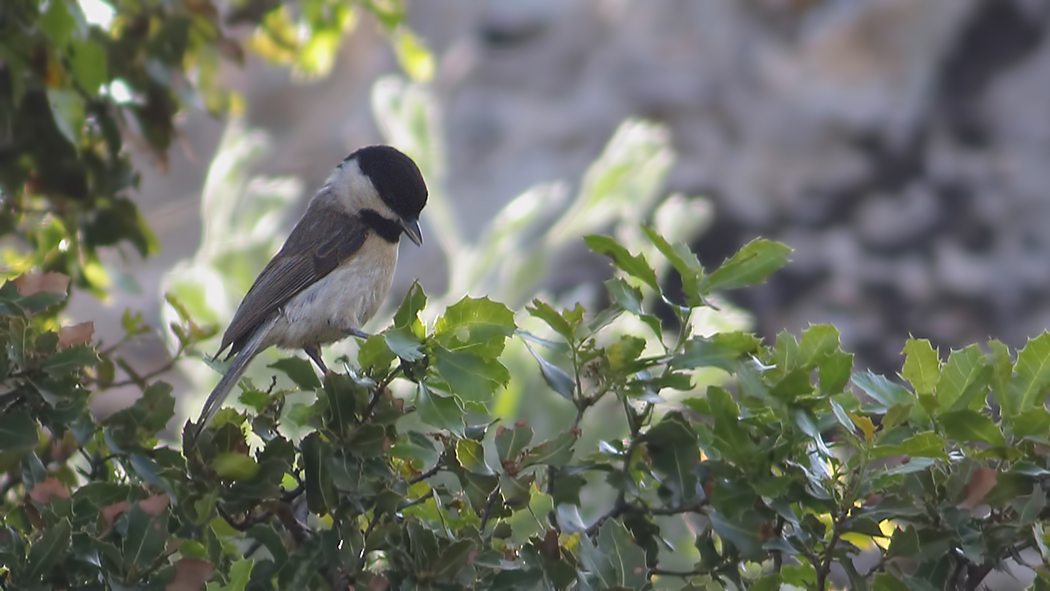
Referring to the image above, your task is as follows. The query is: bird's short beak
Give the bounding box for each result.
[401,218,423,246]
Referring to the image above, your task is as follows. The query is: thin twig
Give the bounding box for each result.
[398,490,434,511]
[479,485,502,532]
[408,464,441,485]
[648,567,712,579]
[585,499,707,536]
[99,356,180,388]
[360,365,404,423]
[359,509,382,569]
[217,506,272,532]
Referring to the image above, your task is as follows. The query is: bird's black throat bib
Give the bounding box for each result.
[360,209,404,243]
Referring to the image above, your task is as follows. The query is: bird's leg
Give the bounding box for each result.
[303,344,330,375]
[343,327,370,339]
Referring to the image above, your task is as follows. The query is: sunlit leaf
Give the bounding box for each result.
[434,296,515,358]
[935,345,990,411]
[1007,332,1050,415]
[701,238,792,292]
[901,338,939,396]
[584,235,659,291]
[672,332,760,372]
[433,346,509,403]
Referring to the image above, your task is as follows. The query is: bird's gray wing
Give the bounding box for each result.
[219,201,370,358]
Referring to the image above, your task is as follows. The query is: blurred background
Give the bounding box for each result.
[45,0,1050,415]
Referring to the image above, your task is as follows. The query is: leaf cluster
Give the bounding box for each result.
[3,228,1050,591]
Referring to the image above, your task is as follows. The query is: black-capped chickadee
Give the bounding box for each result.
[189,145,427,442]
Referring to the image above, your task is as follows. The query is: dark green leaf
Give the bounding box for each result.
[122,500,168,570]
[268,357,321,390]
[578,520,648,589]
[456,439,493,475]
[1008,407,1050,440]
[25,517,71,581]
[940,409,1005,447]
[606,278,664,339]
[671,332,761,372]
[882,402,913,431]
[383,326,425,362]
[349,424,389,459]
[416,382,465,437]
[276,538,325,589]
[1017,488,1046,525]
[701,238,791,292]
[526,300,576,342]
[393,280,427,330]
[358,334,396,373]
[128,454,177,502]
[434,539,477,581]
[496,421,533,463]
[389,431,439,467]
[641,224,704,305]
[521,431,576,468]
[852,371,913,408]
[524,342,575,400]
[645,412,700,504]
[584,234,659,291]
[104,382,176,447]
[301,433,336,514]
[41,344,98,374]
[321,373,358,436]
[871,432,947,460]
[709,508,765,561]
[0,412,40,452]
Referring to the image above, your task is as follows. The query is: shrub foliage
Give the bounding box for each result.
[2,230,1050,591]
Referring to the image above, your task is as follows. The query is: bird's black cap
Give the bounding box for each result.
[351,145,428,222]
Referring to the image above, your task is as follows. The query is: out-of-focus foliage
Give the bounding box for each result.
[0,0,427,295]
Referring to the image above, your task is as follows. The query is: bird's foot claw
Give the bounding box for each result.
[344,328,370,339]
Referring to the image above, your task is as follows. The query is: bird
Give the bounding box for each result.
[189,145,427,443]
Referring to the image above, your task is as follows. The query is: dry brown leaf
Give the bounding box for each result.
[58,321,94,349]
[14,272,69,296]
[28,477,70,504]
[139,494,170,516]
[101,501,132,532]
[368,574,390,591]
[165,558,214,591]
[958,467,997,510]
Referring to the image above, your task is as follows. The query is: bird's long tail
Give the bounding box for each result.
[188,314,279,445]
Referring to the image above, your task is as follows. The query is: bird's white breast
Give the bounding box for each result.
[266,234,399,350]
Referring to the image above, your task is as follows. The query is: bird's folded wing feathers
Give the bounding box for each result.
[220,203,369,357]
